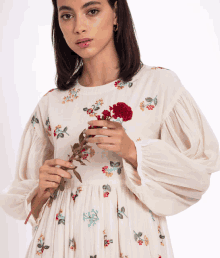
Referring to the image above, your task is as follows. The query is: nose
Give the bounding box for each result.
[74,15,87,34]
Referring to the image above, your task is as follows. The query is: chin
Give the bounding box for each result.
[77,49,99,59]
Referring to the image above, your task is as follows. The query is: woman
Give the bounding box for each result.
[0,0,220,257]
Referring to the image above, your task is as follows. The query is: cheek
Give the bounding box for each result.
[94,19,114,41]
[60,27,72,44]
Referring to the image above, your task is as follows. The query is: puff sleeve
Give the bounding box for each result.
[122,78,220,217]
[0,96,54,229]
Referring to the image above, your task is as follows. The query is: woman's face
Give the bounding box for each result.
[57,0,117,59]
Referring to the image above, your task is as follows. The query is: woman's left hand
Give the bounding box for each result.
[85,120,136,161]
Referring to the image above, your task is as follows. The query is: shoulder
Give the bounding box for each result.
[149,66,185,97]
[138,65,184,94]
[43,88,59,97]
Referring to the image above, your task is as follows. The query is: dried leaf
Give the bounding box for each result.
[59,177,65,191]
[79,132,84,143]
[74,171,82,183]
[73,143,80,149]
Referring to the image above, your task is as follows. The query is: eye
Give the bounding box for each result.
[60,9,100,21]
[88,9,99,16]
[61,14,72,20]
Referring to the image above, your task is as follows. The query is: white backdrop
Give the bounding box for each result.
[0,0,220,257]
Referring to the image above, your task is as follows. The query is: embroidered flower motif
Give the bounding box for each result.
[158,225,165,246]
[120,253,129,258]
[36,234,50,255]
[69,237,76,251]
[56,209,65,225]
[83,98,104,117]
[102,184,111,197]
[114,80,133,89]
[151,66,170,70]
[83,209,99,227]
[45,117,51,137]
[100,149,108,159]
[62,88,80,104]
[54,124,69,138]
[71,187,82,202]
[102,165,112,177]
[103,229,113,247]
[102,161,122,177]
[43,88,57,97]
[117,206,128,219]
[140,95,158,111]
[133,230,149,246]
[31,113,39,129]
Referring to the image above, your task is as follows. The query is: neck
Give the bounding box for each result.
[78,40,120,87]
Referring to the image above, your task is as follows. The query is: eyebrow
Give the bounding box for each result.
[58,1,101,12]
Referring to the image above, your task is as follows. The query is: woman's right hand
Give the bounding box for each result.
[38,159,73,199]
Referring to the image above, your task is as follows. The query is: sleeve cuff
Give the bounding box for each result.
[122,139,160,185]
[25,183,49,231]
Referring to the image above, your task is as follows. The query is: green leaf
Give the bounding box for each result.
[160,234,165,239]
[145,97,153,102]
[134,234,138,241]
[106,185,111,191]
[117,213,123,219]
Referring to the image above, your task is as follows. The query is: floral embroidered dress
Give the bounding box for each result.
[0,64,220,258]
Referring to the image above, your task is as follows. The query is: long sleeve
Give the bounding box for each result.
[122,83,220,217]
[0,97,54,229]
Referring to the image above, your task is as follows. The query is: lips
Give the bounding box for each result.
[77,39,92,44]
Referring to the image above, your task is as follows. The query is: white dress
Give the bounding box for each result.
[0,64,220,258]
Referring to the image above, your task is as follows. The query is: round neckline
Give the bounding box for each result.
[72,63,147,95]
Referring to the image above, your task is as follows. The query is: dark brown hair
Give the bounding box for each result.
[51,0,143,91]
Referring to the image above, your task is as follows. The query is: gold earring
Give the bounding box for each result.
[114,23,118,32]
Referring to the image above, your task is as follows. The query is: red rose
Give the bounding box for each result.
[102,110,111,118]
[111,102,133,122]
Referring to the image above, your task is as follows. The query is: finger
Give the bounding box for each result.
[45,158,72,169]
[47,174,63,184]
[47,167,72,179]
[43,181,59,189]
[88,128,114,137]
[89,120,118,129]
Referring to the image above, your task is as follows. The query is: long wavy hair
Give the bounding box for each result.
[51,0,143,91]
